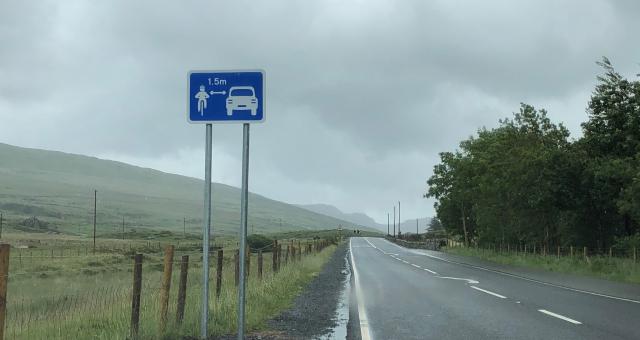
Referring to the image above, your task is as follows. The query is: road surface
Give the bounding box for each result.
[349,237,640,340]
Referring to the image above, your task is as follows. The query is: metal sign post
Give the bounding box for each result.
[237,123,250,339]
[201,123,212,338]
[188,70,264,339]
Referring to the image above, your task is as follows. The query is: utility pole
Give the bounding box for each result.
[398,201,401,236]
[183,217,186,238]
[416,218,418,235]
[387,213,390,236]
[122,216,125,240]
[93,190,97,254]
[0,212,3,239]
[393,206,396,238]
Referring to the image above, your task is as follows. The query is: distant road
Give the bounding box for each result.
[349,237,640,340]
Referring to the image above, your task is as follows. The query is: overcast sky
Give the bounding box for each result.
[1,0,639,224]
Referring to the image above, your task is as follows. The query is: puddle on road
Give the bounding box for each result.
[318,255,351,340]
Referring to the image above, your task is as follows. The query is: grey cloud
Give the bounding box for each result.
[1,0,640,222]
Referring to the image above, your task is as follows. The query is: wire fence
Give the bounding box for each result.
[0,237,335,339]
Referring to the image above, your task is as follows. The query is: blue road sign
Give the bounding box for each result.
[188,70,265,123]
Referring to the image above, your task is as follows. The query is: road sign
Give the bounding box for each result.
[188,70,265,123]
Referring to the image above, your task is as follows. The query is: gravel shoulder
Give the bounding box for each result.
[267,242,350,339]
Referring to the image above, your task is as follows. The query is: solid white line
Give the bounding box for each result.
[401,260,409,264]
[411,264,421,268]
[538,309,582,325]
[387,240,640,305]
[350,238,373,340]
[470,285,507,299]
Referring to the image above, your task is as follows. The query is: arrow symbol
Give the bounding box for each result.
[209,90,226,95]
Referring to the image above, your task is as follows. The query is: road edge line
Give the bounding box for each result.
[350,238,372,340]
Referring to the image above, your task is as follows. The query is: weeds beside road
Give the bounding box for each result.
[445,246,640,284]
[4,238,337,339]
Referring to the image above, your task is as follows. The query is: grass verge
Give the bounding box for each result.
[7,244,338,339]
[444,246,640,284]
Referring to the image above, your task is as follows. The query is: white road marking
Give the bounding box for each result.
[538,309,582,325]
[396,241,640,305]
[423,268,439,275]
[350,239,373,340]
[364,238,378,249]
[401,260,410,264]
[435,276,478,284]
[411,264,421,268]
[470,285,507,299]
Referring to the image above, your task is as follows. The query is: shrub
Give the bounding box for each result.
[247,234,272,252]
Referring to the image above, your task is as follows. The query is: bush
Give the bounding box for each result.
[612,234,640,254]
[247,234,272,252]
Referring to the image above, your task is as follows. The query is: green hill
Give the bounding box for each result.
[0,142,370,237]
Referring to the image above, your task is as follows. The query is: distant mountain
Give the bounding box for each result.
[295,203,385,231]
[296,203,433,234]
[0,142,374,236]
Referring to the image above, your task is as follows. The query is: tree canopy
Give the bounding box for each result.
[426,58,640,250]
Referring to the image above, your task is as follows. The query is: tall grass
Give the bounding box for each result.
[445,246,640,284]
[6,244,337,339]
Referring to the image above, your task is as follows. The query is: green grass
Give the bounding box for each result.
[6,238,337,339]
[444,246,640,284]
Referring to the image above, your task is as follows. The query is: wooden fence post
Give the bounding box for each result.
[634,247,637,264]
[176,255,189,325]
[234,249,240,286]
[130,253,143,339]
[583,246,587,259]
[570,246,574,257]
[0,245,9,340]
[159,245,174,333]
[277,245,282,270]
[258,250,263,280]
[284,245,289,265]
[609,247,612,258]
[216,250,223,298]
[272,241,278,273]
[557,246,560,259]
[246,246,250,278]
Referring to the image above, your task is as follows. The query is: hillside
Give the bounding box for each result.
[0,143,371,237]
[295,203,384,231]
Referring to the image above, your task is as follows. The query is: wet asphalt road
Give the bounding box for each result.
[349,237,640,340]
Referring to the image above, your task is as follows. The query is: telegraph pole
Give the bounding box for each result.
[0,212,3,239]
[398,201,401,236]
[393,206,396,238]
[416,218,418,235]
[93,190,97,254]
[183,217,186,237]
[122,216,125,240]
[387,213,390,236]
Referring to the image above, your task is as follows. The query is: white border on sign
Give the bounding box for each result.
[187,69,266,124]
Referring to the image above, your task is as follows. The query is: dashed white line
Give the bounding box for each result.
[470,286,507,299]
[411,264,421,268]
[538,309,582,325]
[403,242,640,305]
[423,268,439,275]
